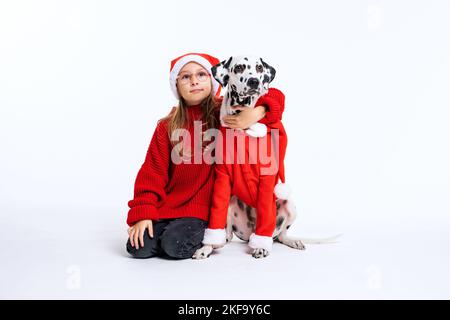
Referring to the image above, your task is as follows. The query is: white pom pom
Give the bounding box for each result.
[274,183,291,200]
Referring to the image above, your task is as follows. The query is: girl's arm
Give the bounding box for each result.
[127,120,170,227]
[256,87,285,124]
[222,88,285,129]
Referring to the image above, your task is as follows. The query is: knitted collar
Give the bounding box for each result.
[186,103,202,113]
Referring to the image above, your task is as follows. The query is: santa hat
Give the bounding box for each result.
[169,52,222,100]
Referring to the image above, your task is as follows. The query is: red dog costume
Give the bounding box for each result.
[203,91,289,252]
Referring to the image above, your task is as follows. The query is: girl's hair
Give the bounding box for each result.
[161,81,220,145]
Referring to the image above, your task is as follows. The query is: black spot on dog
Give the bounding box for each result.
[237,199,244,210]
[286,225,291,230]
[263,74,270,84]
[223,75,229,86]
[247,65,251,69]
[240,77,243,82]
[276,216,285,229]
[232,225,237,232]
[244,57,248,61]
[234,212,238,217]
[283,200,288,205]
[246,206,255,222]
[276,201,281,210]
[247,222,255,229]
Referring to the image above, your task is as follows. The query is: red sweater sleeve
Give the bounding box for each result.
[127,120,171,226]
[256,87,285,124]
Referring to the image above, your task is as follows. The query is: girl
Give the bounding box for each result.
[126,52,285,259]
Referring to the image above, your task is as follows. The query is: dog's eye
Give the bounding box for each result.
[234,65,242,72]
[256,65,264,72]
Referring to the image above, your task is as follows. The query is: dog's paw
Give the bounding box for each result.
[192,245,213,260]
[252,248,270,259]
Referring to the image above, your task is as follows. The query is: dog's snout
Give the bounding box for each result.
[247,78,260,89]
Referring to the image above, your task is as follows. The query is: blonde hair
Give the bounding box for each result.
[160,82,220,146]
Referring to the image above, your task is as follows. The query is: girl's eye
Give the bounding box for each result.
[198,72,207,77]
[182,75,190,80]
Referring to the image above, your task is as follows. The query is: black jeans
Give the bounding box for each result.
[126,217,208,259]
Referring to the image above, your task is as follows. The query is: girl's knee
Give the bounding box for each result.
[160,230,203,259]
[126,236,157,259]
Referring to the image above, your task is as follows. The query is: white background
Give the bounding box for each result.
[1,0,449,299]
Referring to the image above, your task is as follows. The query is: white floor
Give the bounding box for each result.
[1,204,449,300]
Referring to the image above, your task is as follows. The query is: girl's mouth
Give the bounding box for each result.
[190,89,204,93]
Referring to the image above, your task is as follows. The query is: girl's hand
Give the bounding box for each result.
[127,219,153,250]
[222,105,266,129]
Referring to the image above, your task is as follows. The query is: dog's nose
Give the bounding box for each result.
[247,78,260,89]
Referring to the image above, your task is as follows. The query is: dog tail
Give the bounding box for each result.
[298,233,343,245]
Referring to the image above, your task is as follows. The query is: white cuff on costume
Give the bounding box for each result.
[203,228,226,246]
[248,233,273,252]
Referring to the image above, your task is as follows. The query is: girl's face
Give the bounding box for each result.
[176,62,212,106]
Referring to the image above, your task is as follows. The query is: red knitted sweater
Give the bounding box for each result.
[126,88,285,226]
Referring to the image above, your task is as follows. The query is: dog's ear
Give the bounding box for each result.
[211,57,233,87]
[260,58,276,89]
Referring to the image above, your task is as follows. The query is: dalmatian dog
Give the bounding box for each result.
[192,56,341,259]
[192,55,338,259]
